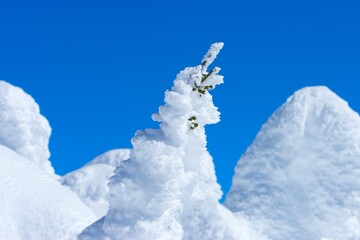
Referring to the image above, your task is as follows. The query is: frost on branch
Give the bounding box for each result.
[78,43,266,240]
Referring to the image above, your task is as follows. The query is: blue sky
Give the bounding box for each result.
[1,0,359,198]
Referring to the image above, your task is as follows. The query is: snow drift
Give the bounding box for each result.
[0,80,96,239]
[61,149,130,218]
[225,86,360,240]
[0,144,97,240]
[0,80,54,175]
[78,43,265,240]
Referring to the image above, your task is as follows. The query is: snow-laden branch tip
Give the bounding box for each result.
[201,42,224,72]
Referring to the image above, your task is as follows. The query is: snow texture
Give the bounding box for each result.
[61,149,130,218]
[0,80,54,175]
[0,144,97,240]
[225,86,360,240]
[78,43,266,240]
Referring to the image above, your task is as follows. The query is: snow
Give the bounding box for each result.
[225,86,360,240]
[78,43,266,240]
[5,48,360,240]
[0,144,97,240]
[0,80,54,175]
[61,149,130,217]
[0,80,96,239]
[83,149,130,167]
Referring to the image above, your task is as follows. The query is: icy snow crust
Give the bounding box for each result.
[79,43,265,240]
[0,144,97,240]
[0,80,54,175]
[61,149,130,217]
[225,86,360,240]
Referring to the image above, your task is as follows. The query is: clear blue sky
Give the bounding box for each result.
[1,0,359,198]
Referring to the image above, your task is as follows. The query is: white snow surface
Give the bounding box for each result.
[0,144,97,240]
[0,80,54,175]
[225,86,360,240]
[61,149,130,217]
[78,43,266,240]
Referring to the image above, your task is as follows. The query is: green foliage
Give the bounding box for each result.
[190,122,199,130]
[192,68,216,96]
[201,60,207,68]
[188,116,199,130]
[189,58,219,130]
[188,116,197,121]
[201,69,215,83]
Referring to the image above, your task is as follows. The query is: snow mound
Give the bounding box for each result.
[0,80,54,175]
[0,144,97,240]
[78,43,266,240]
[61,149,130,217]
[225,86,360,240]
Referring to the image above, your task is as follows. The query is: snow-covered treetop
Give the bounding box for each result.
[0,80,54,175]
[201,42,224,72]
[151,42,224,147]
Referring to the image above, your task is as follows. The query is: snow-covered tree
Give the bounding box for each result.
[225,86,360,240]
[79,43,265,240]
[0,80,54,175]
